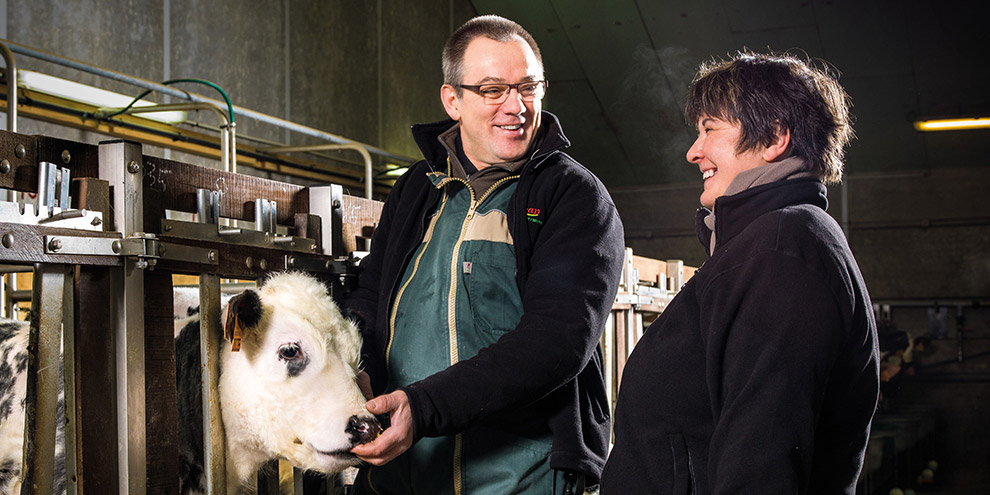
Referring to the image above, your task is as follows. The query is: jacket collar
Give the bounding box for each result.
[410,111,570,172]
[696,178,829,252]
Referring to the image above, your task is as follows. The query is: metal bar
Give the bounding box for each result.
[255,199,271,234]
[59,167,71,209]
[116,102,232,176]
[39,161,57,213]
[199,274,227,494]
[261,144,374,199]
[603,312,614,417]
[3,39,417,165]
[308,185,344,256]
[61,264,79,495]
[0,41,17,132]
[99,139,147,494]
[22,263,68,495]
[197,189,219,226]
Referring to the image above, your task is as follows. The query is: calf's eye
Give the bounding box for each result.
[278,343,301,360]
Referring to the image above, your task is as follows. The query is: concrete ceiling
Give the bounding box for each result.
[469,0,990,189]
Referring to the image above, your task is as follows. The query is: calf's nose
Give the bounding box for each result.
[346,414,382,445]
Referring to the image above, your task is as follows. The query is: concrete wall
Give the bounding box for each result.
[1,0,476,192]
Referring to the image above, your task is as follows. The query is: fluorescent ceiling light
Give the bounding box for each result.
[17,70,186,124]
[913,117,990,132]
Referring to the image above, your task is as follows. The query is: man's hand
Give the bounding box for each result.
[351,390,414,465]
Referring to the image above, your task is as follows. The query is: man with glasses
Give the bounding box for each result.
[346,14,624,495]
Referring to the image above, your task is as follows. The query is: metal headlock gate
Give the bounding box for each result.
[0,129,381,495]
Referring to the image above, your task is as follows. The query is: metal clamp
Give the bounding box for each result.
[115,233,160,270]
[43,233,218,269]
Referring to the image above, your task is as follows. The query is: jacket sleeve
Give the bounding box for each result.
[699,252,846,494]
[403,165,625,439]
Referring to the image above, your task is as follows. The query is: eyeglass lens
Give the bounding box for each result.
[480,82,545,102]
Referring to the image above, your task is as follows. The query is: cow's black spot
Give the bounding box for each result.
[228,290,263,328]
[278,343,310,377]
[0,344,21,423]
[0,458,19,488]
[0,322,19,344]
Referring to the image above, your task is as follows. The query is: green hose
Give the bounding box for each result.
[104,78,234,123]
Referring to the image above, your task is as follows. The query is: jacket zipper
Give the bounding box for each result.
[387,162,519,494]
[443,173,518,495]
[386,192,449,370]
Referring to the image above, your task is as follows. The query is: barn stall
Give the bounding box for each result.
[0,127,387,494]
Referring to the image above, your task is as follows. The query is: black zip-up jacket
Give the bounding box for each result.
[344,112,625,481]
[601,179,879,494]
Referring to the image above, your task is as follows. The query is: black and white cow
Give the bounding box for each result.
[0,319,66,495]
[0,271,380,494]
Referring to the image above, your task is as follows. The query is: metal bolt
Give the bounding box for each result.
[246,257,255,269]
[127,160,140,174]
[48,238,62,252]
[158,244,166,256]
[286,256,295,267]
[135,260,148,270]
[0,159,10,174]
[259,259,268,270]
[208,250,217,262]
[61,150,71,164]
[164,224,172,232]
[325,260,332,270]
[14,144,25,159]
[91,217,103,226]
[111,240,122,254]
[1,234,12,248]
[332,199,341,209]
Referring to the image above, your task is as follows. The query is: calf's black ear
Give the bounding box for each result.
[223,290,263,352]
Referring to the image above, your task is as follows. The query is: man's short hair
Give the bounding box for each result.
[685,51,853,184]
[442,15,543,91]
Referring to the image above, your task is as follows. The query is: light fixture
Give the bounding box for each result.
[17,70,187,124]
[913,117,990,132]
[383,165,409,177]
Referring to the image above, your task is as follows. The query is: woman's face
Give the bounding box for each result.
[686,116,770,209]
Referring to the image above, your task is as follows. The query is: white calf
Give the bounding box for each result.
[0,271,379,495]
[177,271,380,493]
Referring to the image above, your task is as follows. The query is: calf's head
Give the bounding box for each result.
[217,272,379,480]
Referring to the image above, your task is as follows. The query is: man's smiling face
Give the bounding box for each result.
[441,35,543,169]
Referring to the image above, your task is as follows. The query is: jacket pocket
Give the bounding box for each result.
[462,250,522,338]
[668,432,695,495]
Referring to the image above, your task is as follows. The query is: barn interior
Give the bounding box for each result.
[0,0,987,494]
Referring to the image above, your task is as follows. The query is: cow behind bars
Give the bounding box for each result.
[0,271,381,494]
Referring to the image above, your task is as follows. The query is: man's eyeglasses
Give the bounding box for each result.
[457,80,548,105]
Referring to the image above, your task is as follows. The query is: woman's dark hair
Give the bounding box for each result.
[685,51,853,184]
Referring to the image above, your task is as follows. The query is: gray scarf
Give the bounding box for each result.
[704,156,823,254]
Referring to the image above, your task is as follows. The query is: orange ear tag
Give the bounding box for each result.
[223,305,243,352]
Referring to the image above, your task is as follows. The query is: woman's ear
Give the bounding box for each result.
[763,127,791,162]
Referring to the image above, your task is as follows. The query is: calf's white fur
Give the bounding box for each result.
[0,271,378,494]
[211,272,377,489]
